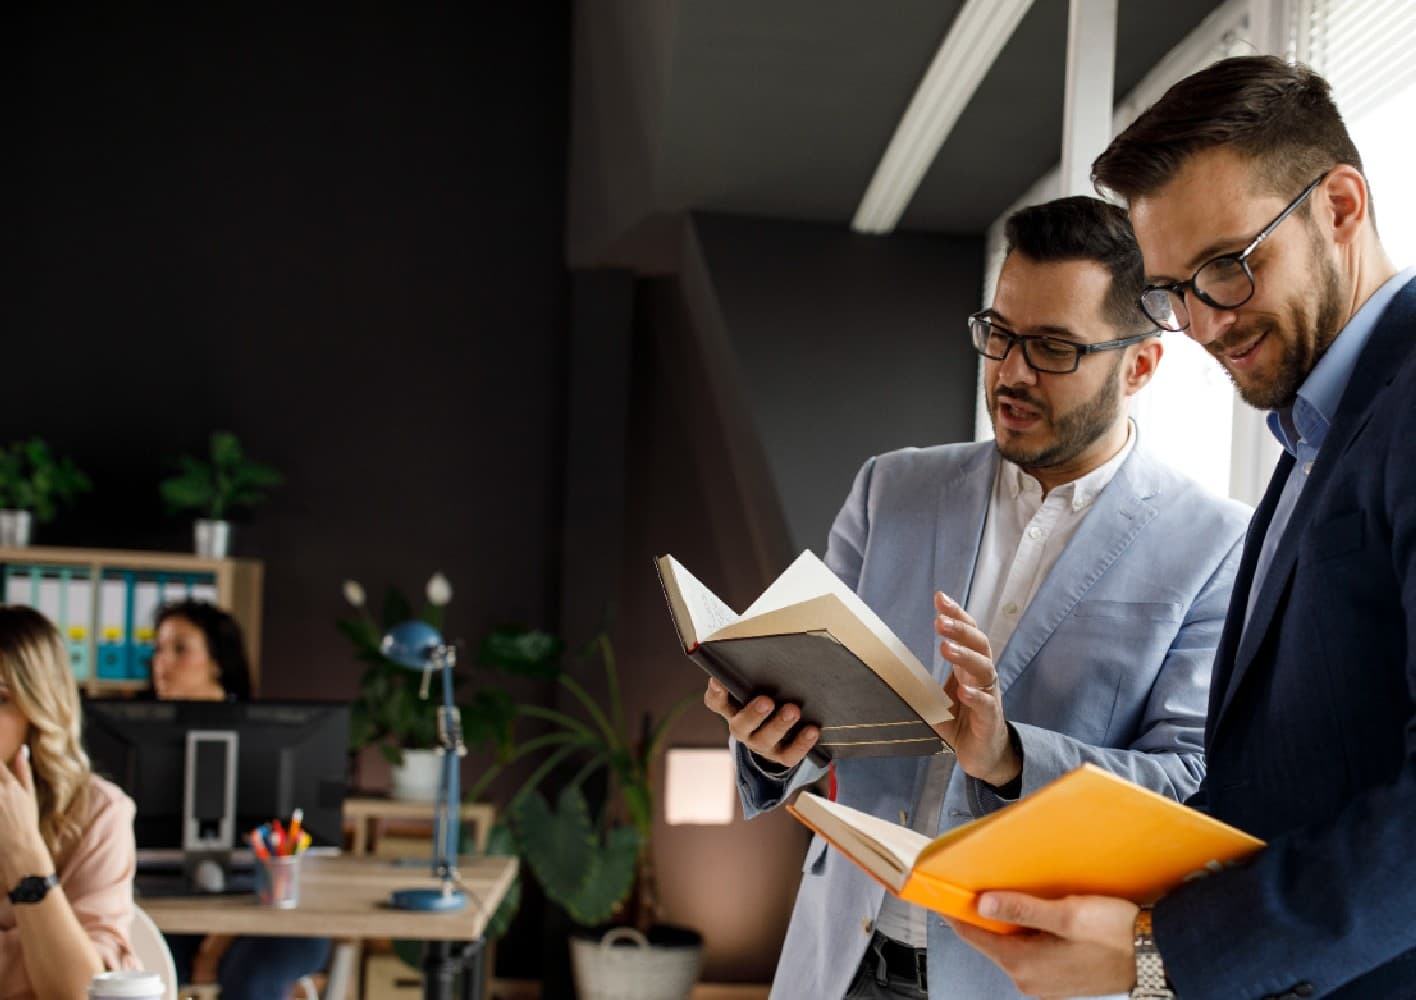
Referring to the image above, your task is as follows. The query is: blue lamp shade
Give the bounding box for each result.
[380,620,445,671]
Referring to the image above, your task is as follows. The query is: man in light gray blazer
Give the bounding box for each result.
[703,196,1250,999]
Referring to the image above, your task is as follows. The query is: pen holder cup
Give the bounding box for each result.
[256,855,302,909]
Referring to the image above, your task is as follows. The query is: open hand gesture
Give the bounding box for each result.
[931,592,1021,788]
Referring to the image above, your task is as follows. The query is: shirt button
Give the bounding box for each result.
[861,917,873,935]
[1027,526,1043,540]
[1072,497,1086,511]
[1003,602,1018,616]
[1303,462,1314,475]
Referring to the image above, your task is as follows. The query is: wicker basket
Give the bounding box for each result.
[569,927,702,1000]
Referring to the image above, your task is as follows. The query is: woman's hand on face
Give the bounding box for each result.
[0,746,52,887]
[0,745,44,855]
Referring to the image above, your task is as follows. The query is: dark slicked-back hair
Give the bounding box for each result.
[1003,195,1149,333]
[1093,55,1363,203]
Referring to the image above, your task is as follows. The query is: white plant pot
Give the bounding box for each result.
[570,928,701,1000]
[194,519,232,558]
[389,748,443,802]
[0,509,33,547]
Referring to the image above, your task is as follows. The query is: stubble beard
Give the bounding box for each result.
[991,356,1125,471]
[1217,236,1345,410]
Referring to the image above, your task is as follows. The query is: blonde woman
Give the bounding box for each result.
[0,605,138,999]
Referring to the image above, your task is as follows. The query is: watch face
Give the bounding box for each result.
[8,874,58,904]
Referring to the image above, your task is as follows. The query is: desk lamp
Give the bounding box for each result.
[380,620,467,912]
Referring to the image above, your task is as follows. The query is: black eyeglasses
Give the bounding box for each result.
[969,312,1157,375]
[1139,171,1329,332]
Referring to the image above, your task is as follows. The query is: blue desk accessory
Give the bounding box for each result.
[379,620,468,912]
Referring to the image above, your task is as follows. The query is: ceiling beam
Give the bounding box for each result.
[851,0,1036,234]
[1060,0,1117,197]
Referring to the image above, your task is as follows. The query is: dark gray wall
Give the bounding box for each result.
[7,6,571,700]
[608,216,985,981]
[694,213,984,552]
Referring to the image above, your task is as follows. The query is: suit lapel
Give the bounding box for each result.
[1214,275,1416,729]
[992,448,1161,692]
[930,445,996,683]
[1209,451,1291,736]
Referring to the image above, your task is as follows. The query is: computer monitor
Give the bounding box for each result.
[83,699,349,856]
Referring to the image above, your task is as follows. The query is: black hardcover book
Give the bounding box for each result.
[656,552,954,765]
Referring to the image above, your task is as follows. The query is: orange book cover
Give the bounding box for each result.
[786,763,1265,933]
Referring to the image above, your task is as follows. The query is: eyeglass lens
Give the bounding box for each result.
[1143,256,1255,331]
[971,319,1079,373]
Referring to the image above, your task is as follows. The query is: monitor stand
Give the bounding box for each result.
[181,729,240,893]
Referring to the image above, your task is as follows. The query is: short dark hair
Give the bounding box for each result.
[154,600,252,701]
[1003,195,1149,333]
[1092,56,1364,203]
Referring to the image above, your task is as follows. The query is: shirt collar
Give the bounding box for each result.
[1266,267,1416,456]
[1002,419,1135,511]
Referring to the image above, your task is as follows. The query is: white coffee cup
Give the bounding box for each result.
[88,971,165,999]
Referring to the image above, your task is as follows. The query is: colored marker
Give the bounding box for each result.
[287,809,304,854]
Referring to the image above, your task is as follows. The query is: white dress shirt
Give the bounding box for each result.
[873,422,1136,948]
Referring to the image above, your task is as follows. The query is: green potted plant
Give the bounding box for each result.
[338,573,521,801]
[0,438,92,547]
[468,625,702,1000]
[158,431,283,557]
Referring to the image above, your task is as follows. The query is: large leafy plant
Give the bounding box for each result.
[0,438,91,521]
[469,627,697,933]
[159,431,283,520]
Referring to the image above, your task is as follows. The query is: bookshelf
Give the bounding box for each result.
[0,545,263,697]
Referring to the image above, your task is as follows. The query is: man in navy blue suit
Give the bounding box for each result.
[951,56,1416,999]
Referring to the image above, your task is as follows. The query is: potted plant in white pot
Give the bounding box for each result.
[0,438,91,547]
[468,625,703,1000]
[339,573,521,801]
[158,431,282,557]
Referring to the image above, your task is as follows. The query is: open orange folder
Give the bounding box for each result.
[786,763,1265,934]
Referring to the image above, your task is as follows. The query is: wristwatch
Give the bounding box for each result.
[1131,906,1175,999]
[8,873,59,905]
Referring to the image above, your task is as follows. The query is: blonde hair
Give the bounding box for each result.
[0,605,93,861]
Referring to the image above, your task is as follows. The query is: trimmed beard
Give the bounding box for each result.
[991,354,1124,471]
[1222,230,1345,410]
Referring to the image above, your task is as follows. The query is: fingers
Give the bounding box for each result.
[705,679,818,766]
[703,678,741,721]
[15,744,33,792]
[934,591,980,630]
[975,892,1075,935]
[938,628,998,694]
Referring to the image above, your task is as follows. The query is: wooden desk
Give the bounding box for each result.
[143,854,516,1000]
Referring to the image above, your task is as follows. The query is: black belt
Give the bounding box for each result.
[870,932,928,992]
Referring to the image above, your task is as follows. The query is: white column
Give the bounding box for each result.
[1060,0,1117,197]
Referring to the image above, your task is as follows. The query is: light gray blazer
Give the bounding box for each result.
[736,439,1249,1000]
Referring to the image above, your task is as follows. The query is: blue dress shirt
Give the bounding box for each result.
[1244,266,1416,628]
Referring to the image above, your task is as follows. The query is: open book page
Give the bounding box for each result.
[713,593,954,725]
[793,792,930,892]
[657,556,740,649]
[734,551,947,717]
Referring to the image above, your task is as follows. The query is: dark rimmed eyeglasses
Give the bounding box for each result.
[1139,171,1329,332]
[969,312,1157,375]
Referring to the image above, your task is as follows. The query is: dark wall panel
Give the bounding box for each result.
[694,214,983,553]
[7,6,571,700]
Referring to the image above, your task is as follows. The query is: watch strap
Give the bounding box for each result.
[1131,907,1175,999]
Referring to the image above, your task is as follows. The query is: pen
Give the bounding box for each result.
[249,829,272,866]
[287,809,304,854]
[271,819,286,855]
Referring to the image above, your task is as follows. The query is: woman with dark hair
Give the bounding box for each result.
[151,599,251,702]
[151,601,329,1000]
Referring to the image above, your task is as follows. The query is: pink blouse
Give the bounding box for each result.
[0,775,138,999]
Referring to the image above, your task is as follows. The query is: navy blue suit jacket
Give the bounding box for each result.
[1154,276,1416,999]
